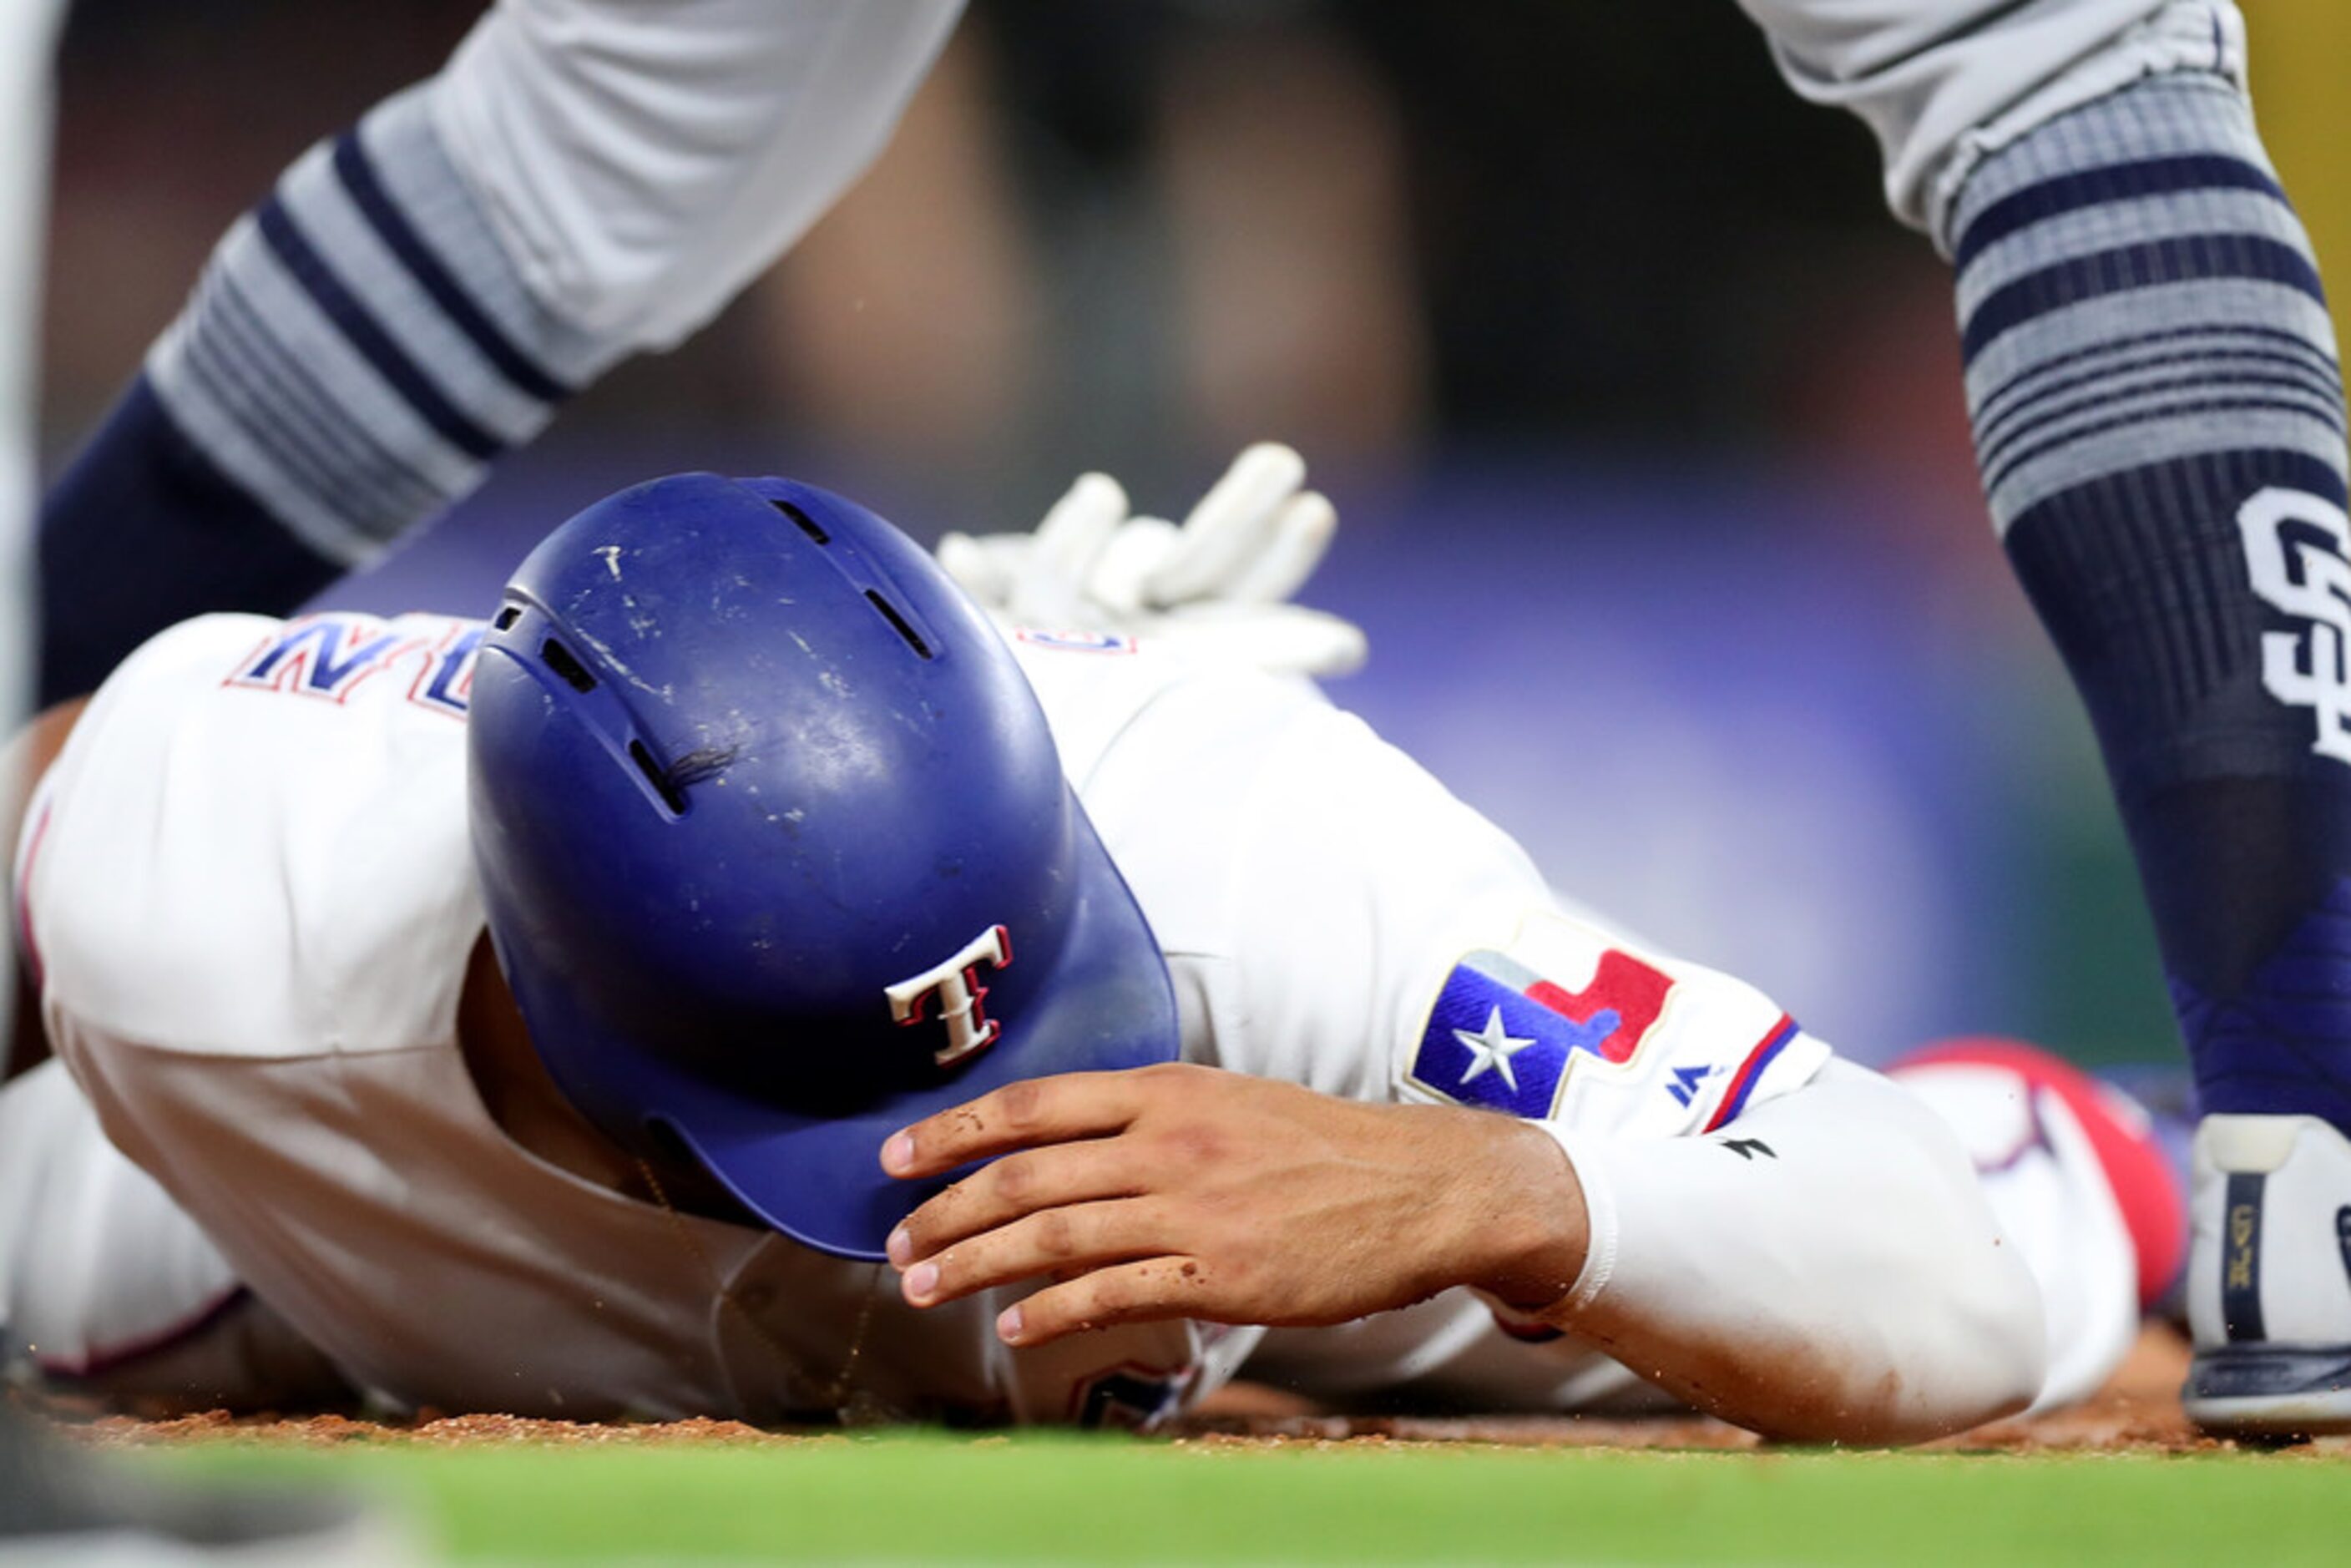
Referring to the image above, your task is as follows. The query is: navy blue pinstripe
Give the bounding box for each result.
[205,271,446,524]
[330,133,572,404]
[1951,154,2288,271]
[1978,365,2344,481]
[1976,347,2338,454]
[253,195,503,462]
[1961,232,2328,364]
[1973,323,2341,432]
[1984,392,2344,498]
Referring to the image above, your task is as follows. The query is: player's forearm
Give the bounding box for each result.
[1536,1060,2046,1444]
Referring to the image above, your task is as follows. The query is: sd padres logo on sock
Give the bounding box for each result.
[2241,487,2351,764]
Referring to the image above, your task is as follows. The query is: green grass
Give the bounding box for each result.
[151,1432,2344,1565]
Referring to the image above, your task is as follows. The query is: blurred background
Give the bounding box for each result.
[34,1,2351,1068]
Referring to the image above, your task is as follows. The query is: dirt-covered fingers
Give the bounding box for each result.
[887,1140,1140,1270]
[896,1197,1169,1312]
[881,1069,1159,1182]
[993,1257,1222,1347]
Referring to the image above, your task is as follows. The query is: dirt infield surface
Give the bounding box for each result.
[48,1324,2350,1458]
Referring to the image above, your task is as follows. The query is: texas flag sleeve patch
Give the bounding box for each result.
[1406,947,1675,1119]
[1402,910,1828,1135]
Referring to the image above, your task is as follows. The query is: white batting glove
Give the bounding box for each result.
[936,443,1368,677]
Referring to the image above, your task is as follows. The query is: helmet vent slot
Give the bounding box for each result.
[865,590,933,660]
[773,498,829,544]
[629,740,690,815]
[541,639,597,692]
[493,604,521,630]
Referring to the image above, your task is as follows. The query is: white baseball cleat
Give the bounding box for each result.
[2183,1114,2351,1437]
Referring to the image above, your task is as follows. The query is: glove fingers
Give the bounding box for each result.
[1292,611,1369,678]
[1090,517,1181,615]
[1226,491,1337,604]
[937,531,1015,606]
[1150,443,1307,605]
[1248,608,1367,677]
[1014,473,1128,624]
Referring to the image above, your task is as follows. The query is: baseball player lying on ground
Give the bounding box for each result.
[29,0,2333,1436]
[0,459,2177,1443]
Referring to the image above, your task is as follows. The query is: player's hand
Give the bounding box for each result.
[935,444,1368,677]
[879,1063,1589,1346]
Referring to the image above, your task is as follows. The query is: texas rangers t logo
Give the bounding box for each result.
[1408,947,1674,1117]
[886,925,1014,1068]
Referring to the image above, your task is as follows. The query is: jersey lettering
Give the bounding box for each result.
[230,617,406,700]
[414,624,484,717]
[226,615,483,718]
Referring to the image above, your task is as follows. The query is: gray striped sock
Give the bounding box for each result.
[1950,71,2351,1128]
[146,87,595,567]
[1953,71,2346,537]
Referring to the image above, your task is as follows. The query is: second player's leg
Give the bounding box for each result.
[1745,0,2351,1434]
[36,0,963,702]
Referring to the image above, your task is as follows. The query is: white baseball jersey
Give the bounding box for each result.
[2,606,1863,1424]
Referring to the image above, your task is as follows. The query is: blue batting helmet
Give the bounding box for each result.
[467,473,1179,1260]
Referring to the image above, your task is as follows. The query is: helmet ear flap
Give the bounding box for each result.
[468,473,1179,1260]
